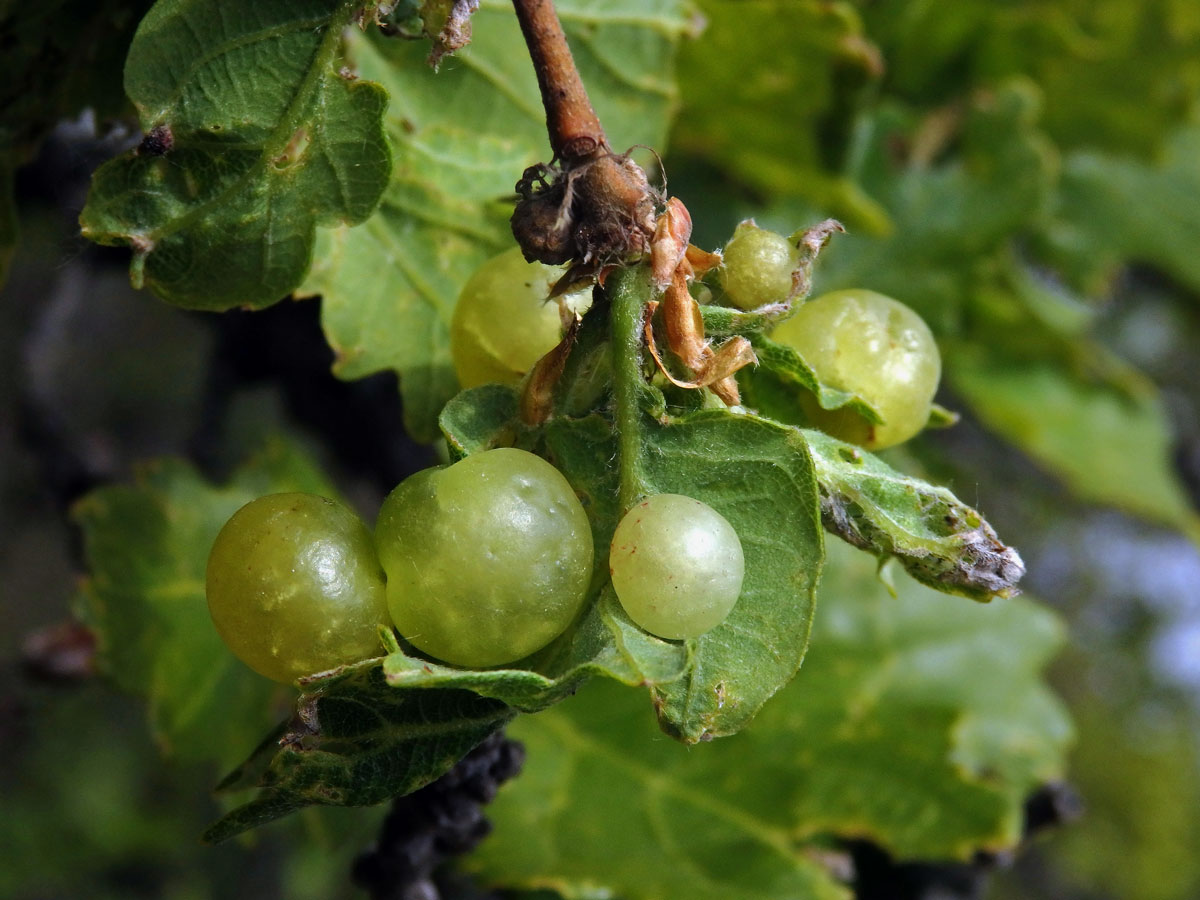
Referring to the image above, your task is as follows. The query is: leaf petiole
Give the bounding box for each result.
[608,265,654,512]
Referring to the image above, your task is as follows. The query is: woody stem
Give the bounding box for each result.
[511,0,607,161]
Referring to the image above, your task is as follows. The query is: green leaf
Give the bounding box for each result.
[815,80,1057,337]
[948,346,1200,542]
[749,333,884,423]
[856,0,1200,158]
[540,402,824,744]
[381,588,688,713]
[635,412,824,742]
[770,540,1071,858]
[72,439,338,767]
[439,383,521,459]
[552,408,824,744]
[470,543,1069,897]
[79,0,391,309]
[1042,124,1200,296]
[697,302,884,424]
[804,428,1025,601]
[673,0,890,234]
[301,1,693,440]
[204,664,513,843]
[473,678,853,900]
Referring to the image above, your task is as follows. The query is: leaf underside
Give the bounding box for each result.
[469,542,1070,899]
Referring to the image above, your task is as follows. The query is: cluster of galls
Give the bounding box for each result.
[510,143,658,289]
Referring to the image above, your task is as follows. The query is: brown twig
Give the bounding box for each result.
[512,0,607,161]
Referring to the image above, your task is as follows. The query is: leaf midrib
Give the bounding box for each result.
[132,1,360,246]
[537,711,804,868]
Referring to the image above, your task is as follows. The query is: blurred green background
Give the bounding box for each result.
[3,1,1200,898]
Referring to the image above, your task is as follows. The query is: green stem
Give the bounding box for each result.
[609,265,653,512]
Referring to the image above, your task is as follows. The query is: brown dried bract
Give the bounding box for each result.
[651,197,692,289]
[643,300,755,405]
[645,198,756,406]
[520,316,581,425]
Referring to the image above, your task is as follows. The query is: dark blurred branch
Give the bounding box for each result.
[353,731,525,900]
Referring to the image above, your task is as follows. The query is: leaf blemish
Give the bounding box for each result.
[273,128,312,169]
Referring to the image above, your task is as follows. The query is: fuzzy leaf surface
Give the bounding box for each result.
[472,543,1068,894]
[438,383,522,459]
[754,334,882,421]
[301,1,692,440]
[537,407,825,743]
[546,409,825,744]
[72,441,336,767]
[79,0,391,309]
[805,428,1025,600]
[204,665,513,843]
[633,411,824,742]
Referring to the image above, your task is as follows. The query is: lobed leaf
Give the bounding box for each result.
[473,677,853,900]
[471,543,1069,895]
[79,0,391,309]
[804,428,1025,601]
[536,406,826,744]
[635,411,825,742]
[760,540,1071,859]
